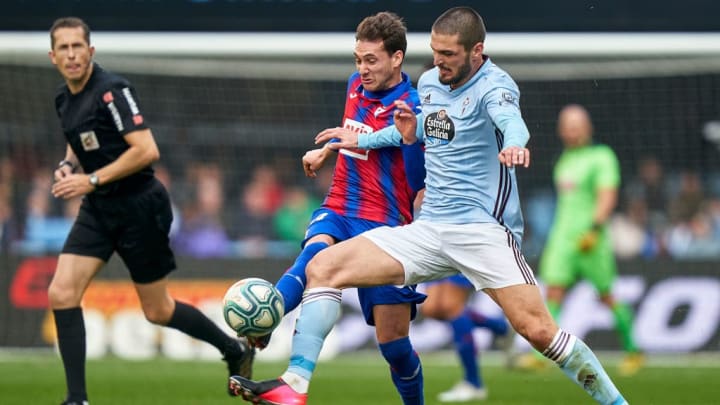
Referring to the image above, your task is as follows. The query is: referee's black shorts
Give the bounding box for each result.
[62,178,177,284]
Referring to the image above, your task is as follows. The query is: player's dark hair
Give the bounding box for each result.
[432,7,486,52]
[50,17,91,49]
[356,11,407,60]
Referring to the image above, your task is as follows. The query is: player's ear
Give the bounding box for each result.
[472,42,484,58]
[89,45,95,58]
[392,50,404,68]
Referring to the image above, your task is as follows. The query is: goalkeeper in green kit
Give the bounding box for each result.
[520,104,645,376]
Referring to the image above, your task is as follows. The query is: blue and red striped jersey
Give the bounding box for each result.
[322,71,421,226]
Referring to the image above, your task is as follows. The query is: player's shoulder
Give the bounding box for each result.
[481,58,519,91]
[590,143,619,161]
[92,64,133,93]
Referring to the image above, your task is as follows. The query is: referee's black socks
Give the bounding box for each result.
[54,307,88,402]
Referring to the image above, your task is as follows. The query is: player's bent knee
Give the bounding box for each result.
[47,283,82,308]
[142,305,173,325]
[306,254,343,288]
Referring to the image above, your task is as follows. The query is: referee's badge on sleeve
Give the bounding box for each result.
[80,130,100,151]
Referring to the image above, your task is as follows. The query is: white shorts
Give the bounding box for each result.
[362,220,536,290]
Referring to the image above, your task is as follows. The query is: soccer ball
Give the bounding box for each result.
[222,277,285,337]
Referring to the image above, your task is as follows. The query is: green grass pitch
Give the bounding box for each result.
[1,351,718,404]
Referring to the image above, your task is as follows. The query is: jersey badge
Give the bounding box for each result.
[80,131,100,151]
[461,97,471,115]
[499,92,517,106]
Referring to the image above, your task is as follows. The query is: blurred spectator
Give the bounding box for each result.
[668,170,705,223]
[273,186,320,244]
[624,156,669,231]
[154,164,182,239]
[609,197,659,259]
[19,168,80,254]
[664,205,720,259]
[0,190,19,253]
[173,163,231,258]
[0,157,20,252]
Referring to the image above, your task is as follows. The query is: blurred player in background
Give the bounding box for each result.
[47,17,252,405]
[520,104,644,375]
[230,11,427,405]
[235,7,629,405]
[420,275,513,402]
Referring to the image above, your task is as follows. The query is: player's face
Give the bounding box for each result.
[558,108,593,148]
[354,39,403,92]
[49,27,94,86]
[430,31,482,89]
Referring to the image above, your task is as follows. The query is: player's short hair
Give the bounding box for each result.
[50,17,91,49]
[355,11,408,60]
[432,7,486,52]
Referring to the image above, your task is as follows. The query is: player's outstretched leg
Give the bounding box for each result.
[248,242,331,351]
[164,300,254,395]
[543,329,627,405]
[230,287,342,403]
[275,242,330,315]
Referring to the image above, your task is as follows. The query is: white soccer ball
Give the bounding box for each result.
[222,277,285,337]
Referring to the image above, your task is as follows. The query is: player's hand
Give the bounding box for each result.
[578,230,600,252]
[51,173,95,199]
[392,100,418,145]
[53,165,73,182]
[498,146,531,168]
[314,127,358,150]
[302,147,329,178]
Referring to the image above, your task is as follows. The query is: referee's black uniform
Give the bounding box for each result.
[56,63,175,283]
[52,63,251,404]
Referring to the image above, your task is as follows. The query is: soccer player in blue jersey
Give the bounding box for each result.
[230,12,427,405]
[235,6,629,405]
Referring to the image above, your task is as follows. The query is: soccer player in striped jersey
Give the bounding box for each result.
[243,7,629,405]
[230,12,427,405]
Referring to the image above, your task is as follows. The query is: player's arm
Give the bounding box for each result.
[52,129,159,199]
[579,148,621,251]
[485,87,531,168]
[302,143,338,178]
[91,128,160,186]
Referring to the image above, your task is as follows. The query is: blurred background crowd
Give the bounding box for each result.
[2,150,719,261]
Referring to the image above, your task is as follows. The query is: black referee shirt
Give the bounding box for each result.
[55,63,154,196]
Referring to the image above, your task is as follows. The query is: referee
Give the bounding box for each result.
[47,17,251,405]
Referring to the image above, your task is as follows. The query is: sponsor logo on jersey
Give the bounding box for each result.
[122,87,140,115]
[374,106,388,117]
[80,131,100,151]
[339,118,371,160]
[349,92,358,99]
[106,101,124,132]
[422,93,431,104]
[424,109,454,145]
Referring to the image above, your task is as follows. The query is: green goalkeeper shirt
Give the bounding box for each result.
[548,143,620,243]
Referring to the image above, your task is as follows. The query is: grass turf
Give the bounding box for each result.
[1,351,718,404]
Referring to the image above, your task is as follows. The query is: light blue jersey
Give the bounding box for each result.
[359,57,530,244]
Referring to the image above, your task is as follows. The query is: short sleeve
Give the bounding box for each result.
[100,83,148,135]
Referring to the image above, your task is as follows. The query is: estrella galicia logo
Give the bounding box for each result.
[424,109,454,145]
